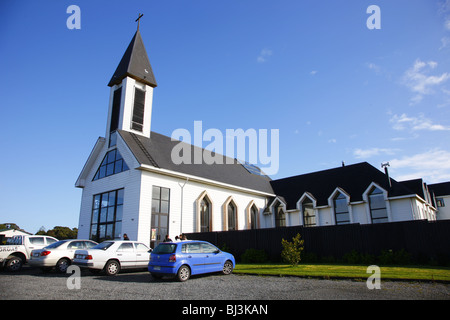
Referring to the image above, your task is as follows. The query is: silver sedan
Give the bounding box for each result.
[29,239,97,273]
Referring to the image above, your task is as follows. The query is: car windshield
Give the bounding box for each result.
[45,240,68,249]
[152,243,177,254]
[92,241,114,250]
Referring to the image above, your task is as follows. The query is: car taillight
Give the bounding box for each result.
[85,255,93,260]
[41,250,51,256]
[169,254,176,262]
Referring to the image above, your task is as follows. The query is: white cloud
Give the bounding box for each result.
[257,48,272,63]
[353,147,399,159]
[389,149,450,183]
[440,36,450,50]
[390,113,450,131]
[446,19,450,30]
[439,0,450,30]
[402,59,450,104]
[367,62,381,74]
[310,70,318,75]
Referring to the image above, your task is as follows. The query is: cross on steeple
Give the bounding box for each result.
[135,13,144,31]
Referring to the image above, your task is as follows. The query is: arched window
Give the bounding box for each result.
[200,197,211,232]
[302,198,316,227]
[274,202,286,227]
[227,202,237,231]
[250,205,258,229]
[369,187,388,224]
[334,193,350,225]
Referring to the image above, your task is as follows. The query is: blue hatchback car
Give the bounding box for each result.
[148,240,235,281]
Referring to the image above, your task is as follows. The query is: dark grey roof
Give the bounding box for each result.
[399,179,426,199]
[270,162,417,210]
[108,30,157,88]
[429,182,450,197]
[118,130,274,194]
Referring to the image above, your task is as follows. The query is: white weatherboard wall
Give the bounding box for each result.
[136,169,268,246]
[77,136,142,241]
[436,195,450,220]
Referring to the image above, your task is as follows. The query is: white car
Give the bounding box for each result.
[0,235,58,271]
[29,239,98,273]
[73,240,151,276]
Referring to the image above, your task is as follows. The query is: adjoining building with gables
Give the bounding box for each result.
[76,29,445,248]
[267,162,437,228]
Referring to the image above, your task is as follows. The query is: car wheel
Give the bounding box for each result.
[176,265,191,282]
[104,260,121,276]
[222,260,233,275]
[56,258,70,273]
[6,256,23,272]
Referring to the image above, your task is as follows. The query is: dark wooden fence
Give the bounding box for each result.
[186,219,450,264]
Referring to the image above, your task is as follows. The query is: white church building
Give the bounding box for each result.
[75,29,274,248]
[76,28,442,248]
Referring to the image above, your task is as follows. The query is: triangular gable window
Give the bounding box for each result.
[93,149,129,181]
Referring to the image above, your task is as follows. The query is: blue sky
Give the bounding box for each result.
[1,0,450,233]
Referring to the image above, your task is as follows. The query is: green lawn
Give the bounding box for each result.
[234,263,450,282]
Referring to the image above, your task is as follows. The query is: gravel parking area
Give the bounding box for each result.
[0,266,449,300]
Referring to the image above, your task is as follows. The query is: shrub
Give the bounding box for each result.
[378,249,412,265]
[281,233,304,266]
[241,248,269,263]
[342,250,361,264]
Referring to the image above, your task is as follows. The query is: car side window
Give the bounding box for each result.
[202,243,218,253]
[46,238,58,245]
[29,237,45,245]
[184,243,202,253]
[85,241,97,249]
[117,243,134,252]
[68,241,85,249]
[135,243,150,252]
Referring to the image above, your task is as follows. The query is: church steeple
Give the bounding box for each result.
[106,28,156,143]
[108,29,157,88]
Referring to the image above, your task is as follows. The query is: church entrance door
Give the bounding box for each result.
[150,212,169,249]
[151,186,170,249]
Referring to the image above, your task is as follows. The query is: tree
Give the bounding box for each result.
[37,226,78,240]
[281,233,304,266]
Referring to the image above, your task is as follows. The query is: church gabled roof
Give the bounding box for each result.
[117,130,275,195]
[108,30,157,88]
[270,162,418,210]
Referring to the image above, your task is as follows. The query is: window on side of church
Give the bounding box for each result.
[275,202,286,227]
[131,87,145,132]
[369,187,389,224]
[93,149,129,181]
[334,193,350,225]
[227,202,237,231]
[302,198,316,227]
[250,205,258,229]
[90,189,124,242]
[200,198,211,232]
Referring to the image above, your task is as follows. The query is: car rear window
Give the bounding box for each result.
[153,243,177,254]
[92,241,114,250]
[45,240,68,249]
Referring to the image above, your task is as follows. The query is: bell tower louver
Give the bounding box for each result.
[105,29,157,145]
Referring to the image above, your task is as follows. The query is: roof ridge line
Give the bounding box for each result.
[130,132,159,168]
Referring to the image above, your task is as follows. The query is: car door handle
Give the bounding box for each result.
[117,253,122,256]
